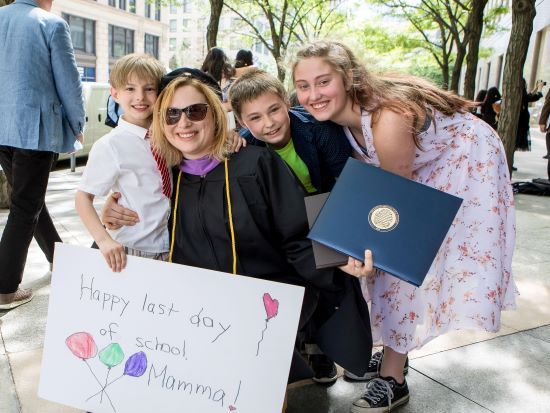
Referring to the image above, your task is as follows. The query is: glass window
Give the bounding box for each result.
[79,66,96,82]
[145,34,159,58]
[109,25,134,58]
[169,19,177,32]
[109,0,115,6]
[145,2,151,18]
[170,1,177,14]
[169,38,176,52]
[128,0,135,12]
[155,0,161,21]
[62,13,95,54]
[182,0,189,13]
[182,18,189,29]
[118,0,126,10]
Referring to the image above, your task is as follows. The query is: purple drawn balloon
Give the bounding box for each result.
[124,351,147,377]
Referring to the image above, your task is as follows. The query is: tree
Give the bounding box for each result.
[462,0,488,99]
[498,0,536,174]
[206,0,224,50]
[223,0,346,81]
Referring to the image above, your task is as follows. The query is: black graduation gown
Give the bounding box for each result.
[170,146,372,382]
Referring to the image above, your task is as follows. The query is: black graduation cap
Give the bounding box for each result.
[159,67,223,101]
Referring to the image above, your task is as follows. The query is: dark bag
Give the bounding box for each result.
[105,96,120,128]
[512,179,550,196]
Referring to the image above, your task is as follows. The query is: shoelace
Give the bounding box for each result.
[362,378,394,408]
[369,350,383,368]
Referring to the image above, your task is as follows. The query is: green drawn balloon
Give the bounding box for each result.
[98,343,124,369]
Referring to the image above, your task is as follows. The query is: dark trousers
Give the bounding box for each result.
[546,132,550,180]
[0,145,61,294]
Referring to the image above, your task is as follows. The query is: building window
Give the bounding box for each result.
[169,38,176,52]
[170,0,177,14]
[145,2,151,18]
[118,0,126,10]
[108,0,115,6]
[109,25,134,58]
[169,19,177,33]
[155,0,161,21]
[78,66,96,82]
[144,34,159,58]
[128,0,135,13]
[182,0,189,13]
[62,14,95,54]
[182,18,189,29]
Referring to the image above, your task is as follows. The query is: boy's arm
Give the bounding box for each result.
[75,190,127,272]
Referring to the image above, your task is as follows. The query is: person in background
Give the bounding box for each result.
[472,89,487,118]
[292,40,517,413]
[538,83,550,178]
[200,47,235,110]
[512,79,544,171]
[234,49,256,78]
[0,0,84,310]
[480,86,501,130]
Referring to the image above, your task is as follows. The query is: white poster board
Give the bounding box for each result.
[39,244,304,413]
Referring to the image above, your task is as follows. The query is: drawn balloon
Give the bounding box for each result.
[124,351,148,377]
[99,343,125,369]
[65,332,97,360]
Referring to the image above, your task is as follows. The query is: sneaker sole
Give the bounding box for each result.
[345,366,409,382]
[0,295,33,310]
[350,393,410,413]
[312,375,338,384]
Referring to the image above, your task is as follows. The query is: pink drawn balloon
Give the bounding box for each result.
[262,293,279,320]
[66,332,97,360]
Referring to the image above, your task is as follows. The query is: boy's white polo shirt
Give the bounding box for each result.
[79,117,171,253]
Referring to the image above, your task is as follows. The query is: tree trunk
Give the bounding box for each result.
[463,0,488,100]
[275,56,286,83]
[441,62,450,90]
[497,0,536,175]
[206,0,224,50]
[450,42,467,92]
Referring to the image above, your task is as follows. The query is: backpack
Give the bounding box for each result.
[512,179,550,196]
[105,95,121,128]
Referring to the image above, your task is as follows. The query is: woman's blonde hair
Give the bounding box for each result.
[151,76,230,166]
[292,41,474,134]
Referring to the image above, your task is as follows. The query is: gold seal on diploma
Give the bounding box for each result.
[368,205,399,232]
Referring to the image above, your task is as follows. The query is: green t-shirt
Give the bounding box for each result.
[272,138,317,193]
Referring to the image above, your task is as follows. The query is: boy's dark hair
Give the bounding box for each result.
[235,49,253,68]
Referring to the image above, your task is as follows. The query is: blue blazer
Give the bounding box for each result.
[0,0,85,153]
[240,107,352,193]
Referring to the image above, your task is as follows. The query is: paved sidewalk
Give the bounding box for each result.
[1,129,549,413]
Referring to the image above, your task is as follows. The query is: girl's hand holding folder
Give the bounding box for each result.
[339,249,374,278]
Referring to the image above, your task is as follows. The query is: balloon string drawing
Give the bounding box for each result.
[65,332,148,412]
[256,293,279,357]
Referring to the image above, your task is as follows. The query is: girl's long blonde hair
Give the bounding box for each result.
[292,41,474,134]
[151,76,230,167]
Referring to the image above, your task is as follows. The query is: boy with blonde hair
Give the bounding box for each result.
[76,53,169,272]
[229,69,351,194]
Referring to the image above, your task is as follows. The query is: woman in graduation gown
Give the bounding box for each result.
[143,73,372,384]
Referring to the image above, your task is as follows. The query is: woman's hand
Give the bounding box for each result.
[227,130,247,153]
[97,237,127,273]
[339,249,374,278]
[100,192,140,230]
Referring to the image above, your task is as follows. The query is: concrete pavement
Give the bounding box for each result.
[1,129,549,413]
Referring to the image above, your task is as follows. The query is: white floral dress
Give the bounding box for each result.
[344,109,518,353]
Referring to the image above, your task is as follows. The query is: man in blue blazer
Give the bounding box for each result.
[0,0,85,309]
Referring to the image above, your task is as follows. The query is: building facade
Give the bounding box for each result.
[51,0,169,83]
[476,0,550,95]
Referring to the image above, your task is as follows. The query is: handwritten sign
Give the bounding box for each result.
[39,244,304,413]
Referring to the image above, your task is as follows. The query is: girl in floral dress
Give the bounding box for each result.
[292,40,517,413]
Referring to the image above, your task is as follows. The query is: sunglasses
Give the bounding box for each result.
[165,103,209,125]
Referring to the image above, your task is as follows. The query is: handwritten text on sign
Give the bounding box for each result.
[39,244,304,413]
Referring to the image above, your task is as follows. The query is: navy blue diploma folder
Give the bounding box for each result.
[308,158,463,287]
